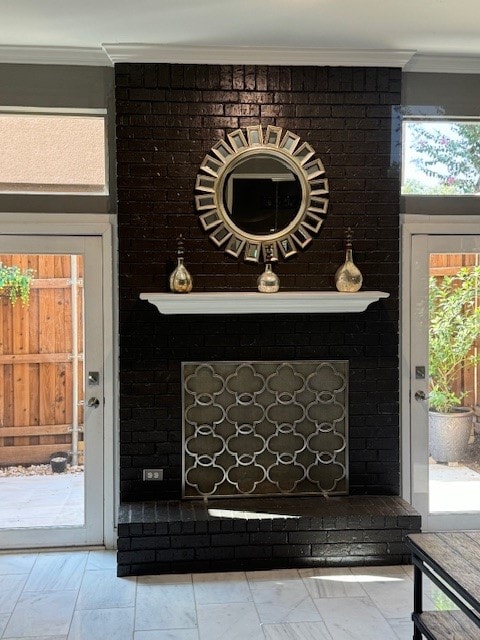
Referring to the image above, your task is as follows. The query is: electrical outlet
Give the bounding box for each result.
[143,468,164,481]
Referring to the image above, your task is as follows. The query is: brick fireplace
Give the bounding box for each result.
[116,63,419,576]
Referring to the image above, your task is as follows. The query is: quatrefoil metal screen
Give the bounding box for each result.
[182,361,348,499]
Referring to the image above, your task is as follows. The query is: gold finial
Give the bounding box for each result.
[176,234,185,258]
[345,227,353,248]
[265,244,274,263]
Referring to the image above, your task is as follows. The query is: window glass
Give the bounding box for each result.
[0,113,107,194]
[402,119,480,196]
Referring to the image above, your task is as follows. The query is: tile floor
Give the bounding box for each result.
[0,549,449,640]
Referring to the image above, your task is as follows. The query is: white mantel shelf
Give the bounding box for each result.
[140,291,390,315]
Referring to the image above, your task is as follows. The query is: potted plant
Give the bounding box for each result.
[429,265,480,462]
[0,262,34,305]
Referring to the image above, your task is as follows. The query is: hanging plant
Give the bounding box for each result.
[0,262,35,305]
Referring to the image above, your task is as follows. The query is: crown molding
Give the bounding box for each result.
[0,45,112,67]
[2,43,479,73]
[404,54,480,73]
[102,43,416,68]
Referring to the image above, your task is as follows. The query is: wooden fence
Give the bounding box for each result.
[0,254,84,466]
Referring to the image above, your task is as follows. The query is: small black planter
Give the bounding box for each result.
[50,452,69,473]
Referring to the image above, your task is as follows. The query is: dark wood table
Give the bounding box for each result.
[407,532,480,639]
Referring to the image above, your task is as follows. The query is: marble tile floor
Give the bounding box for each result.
[0,549,452,640]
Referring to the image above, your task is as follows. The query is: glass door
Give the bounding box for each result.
[410,234,480,531]
[0,236,104,547]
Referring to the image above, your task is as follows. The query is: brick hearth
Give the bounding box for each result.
[117,496,420,576]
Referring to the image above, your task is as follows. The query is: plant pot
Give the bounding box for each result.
[50,452,69,473]
[429,407,473,463]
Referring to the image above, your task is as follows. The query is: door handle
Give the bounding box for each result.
[87,397,100,408]
[414,390,427,401]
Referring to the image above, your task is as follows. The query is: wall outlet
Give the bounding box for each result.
[143,468,164,481]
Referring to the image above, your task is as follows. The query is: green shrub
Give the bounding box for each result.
[429,266,480,413]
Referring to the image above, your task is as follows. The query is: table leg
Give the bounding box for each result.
[413,563,423,639]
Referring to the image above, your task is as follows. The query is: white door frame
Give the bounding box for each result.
[0,213,116,549]
[401,214,480,527]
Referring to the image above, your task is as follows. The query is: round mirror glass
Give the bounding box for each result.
[222,154,302,236]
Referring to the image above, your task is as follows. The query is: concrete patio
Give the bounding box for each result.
[429,462,480,512]
[0,473,84,528]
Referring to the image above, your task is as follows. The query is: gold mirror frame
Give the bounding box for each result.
[194,125,329,262]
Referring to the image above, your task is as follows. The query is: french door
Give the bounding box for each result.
[0,234,105,548]
[409,232,480,531]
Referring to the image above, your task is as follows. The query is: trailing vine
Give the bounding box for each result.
[0,262,35,305]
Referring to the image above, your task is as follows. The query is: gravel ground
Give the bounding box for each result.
[0,464,84,477]
[461,436,480,474]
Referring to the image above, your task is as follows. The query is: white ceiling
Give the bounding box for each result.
[1,0,480,70]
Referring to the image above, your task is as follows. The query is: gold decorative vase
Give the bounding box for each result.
[257,263,280,293]
[169,235,193,293]
[257,245,280,293]
[169,257,193,293]
[334,228,363,293]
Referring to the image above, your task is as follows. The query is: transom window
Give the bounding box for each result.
[0,110,107,194]
[402,118,480,196]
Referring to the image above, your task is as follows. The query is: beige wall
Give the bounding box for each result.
[0,114,105,191]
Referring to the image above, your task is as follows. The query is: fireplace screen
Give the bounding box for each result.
[182,361,348,498]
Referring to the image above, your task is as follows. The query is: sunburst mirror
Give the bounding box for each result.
[194,125,329,262]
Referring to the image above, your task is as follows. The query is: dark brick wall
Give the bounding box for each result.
[116,63,401,502]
